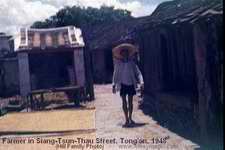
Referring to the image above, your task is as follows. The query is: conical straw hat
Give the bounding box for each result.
[112,43,138,59]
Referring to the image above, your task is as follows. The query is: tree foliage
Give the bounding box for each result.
[31,5,132,28]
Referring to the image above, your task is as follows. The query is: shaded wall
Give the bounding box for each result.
[0,58,19,97]
[91,49,113,84]
[29,52,73,90]
[193,16,223,147]
[137,15,223,148]
[137,24,200,143]
[137,24,197,94]
[92,49,106,84]
[0,38,12,57]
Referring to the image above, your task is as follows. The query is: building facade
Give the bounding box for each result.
[135,1,223,148]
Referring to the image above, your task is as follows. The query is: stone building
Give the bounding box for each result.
[134,0,223,148]
[14,26,94,100]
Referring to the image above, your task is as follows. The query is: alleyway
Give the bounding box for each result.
[94,84,199,150]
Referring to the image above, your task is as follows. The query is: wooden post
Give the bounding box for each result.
[84,47,95,100]
[73,48,86,105]
[74,48,86,86]
[18,52,31,96]
[41,93,44,110]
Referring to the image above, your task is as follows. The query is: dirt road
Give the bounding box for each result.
[95,84,200,150]
[0,84,200,150]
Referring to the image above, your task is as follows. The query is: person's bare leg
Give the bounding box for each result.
[121,95,129,124]
[128,95,134,123]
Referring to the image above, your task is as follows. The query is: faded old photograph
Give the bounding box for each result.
[0,0,223,150]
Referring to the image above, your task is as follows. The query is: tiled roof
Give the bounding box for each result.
[84,0,222,51]
[15,26,85,51]
[140,0,223,28]
[83,17,148,50]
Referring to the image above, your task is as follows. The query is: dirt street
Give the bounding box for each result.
[0,84,200,150]
[95,84,200,150]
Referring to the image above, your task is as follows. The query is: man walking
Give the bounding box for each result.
[112,43,144,127]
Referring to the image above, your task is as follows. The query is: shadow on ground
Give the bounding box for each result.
[122,122,148,128]
[139,93,223,150]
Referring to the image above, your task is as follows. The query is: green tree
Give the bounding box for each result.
[31,5,132,29]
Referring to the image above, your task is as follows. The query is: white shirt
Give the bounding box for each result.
[121,62,133,85]
[112,58,144,91]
